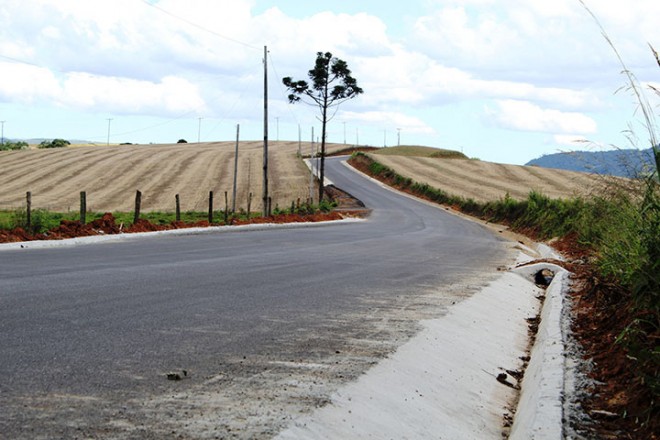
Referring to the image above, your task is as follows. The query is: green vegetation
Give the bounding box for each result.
[0,199,338,235]
[0,140,29,151]
[372,145,467,159]
[38,138,70,149]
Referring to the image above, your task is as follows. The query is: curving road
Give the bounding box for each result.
[0,157,512,439]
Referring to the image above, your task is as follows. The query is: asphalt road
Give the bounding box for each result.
[0,157,511,439]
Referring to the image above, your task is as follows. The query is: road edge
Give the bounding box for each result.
[510,262,568,440]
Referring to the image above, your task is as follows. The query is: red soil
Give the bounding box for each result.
[0,211,348,244]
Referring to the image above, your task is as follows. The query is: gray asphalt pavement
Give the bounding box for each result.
[0,157,510,439]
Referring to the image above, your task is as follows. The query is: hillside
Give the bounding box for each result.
[525,147,655,177]
[368,153,610,202]
[0,141,348,213]
[0,142,609,213]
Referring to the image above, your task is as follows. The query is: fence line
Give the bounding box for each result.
[0,187,321,230]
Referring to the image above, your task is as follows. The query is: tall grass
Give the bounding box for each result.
[579,2,660,406]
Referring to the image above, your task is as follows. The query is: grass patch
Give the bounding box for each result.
[0,198,338,235]
[372,145,467,159]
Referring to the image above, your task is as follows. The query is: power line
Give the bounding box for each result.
[1,5,267,143]
[140,0,261,51]
[0,54,44,69]
[268,52,302,130]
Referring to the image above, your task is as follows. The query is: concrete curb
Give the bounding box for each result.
[510,263,568,440]
[274,255,549,439]
[0,217,365,252]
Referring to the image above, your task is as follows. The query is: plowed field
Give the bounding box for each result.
[0,141,350,213]
[368,152,609,202]
[0,141,607,213]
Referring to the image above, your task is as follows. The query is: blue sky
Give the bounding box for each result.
[0,0,658,164]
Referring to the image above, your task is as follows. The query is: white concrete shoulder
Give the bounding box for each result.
[276,255,546,439]
[510,263,568,440]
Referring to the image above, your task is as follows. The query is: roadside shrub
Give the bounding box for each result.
[0,140,29,151]
[11,208,55,234]
[177,139,188,144]
[317,199,337,213]
[38,139,70,149]
[368,161,386,176]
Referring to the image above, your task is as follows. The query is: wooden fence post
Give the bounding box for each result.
[208,191,214,223]
[247,192,252,219]
[268,197,272,217]
[80,191,87,224]
[134,190,142,224]
[175,194,181,222]
[224,191,229,224]
[26,191,32,230]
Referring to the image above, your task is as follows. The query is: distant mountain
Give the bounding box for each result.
[526,148,656,177]
[22,138,94,145]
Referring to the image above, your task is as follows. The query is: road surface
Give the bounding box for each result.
[0,157,513,439]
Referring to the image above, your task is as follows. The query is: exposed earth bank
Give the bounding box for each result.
[0,211,348,243]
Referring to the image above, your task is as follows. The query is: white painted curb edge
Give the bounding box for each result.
[0,217,365,252]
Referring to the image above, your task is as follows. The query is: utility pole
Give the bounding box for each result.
[1,121,5,145]
[310,127,315,201]
[383,129,387,148]
[232,124,239,213]
[106,118,113,146]
[262,45,269,216]
[343,122,346,145]
[197,117,203,143]
[356,127,359,147]
[297,124,301,157]
[397,128,401,146]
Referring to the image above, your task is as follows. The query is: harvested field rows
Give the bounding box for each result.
[0,141,348,213]
[368,153,609,202]
[0,141,609,214]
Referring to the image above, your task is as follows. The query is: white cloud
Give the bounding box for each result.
[340,111,435,135]
[354,50,598,111]
[488,100,597,134]
[257,9,393,58]
[552,134,591,146]
[0,62,60,103]
[0,61,205,115]
[62,74,206,115]
[413,0,660,85]
[0,0,653,156]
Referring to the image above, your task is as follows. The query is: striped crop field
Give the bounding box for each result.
[0,141,611,214]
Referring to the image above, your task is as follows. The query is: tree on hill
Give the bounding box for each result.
[283,52,363,201]
[38,139,70,149]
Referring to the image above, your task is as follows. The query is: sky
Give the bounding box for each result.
[0,0,658,165]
